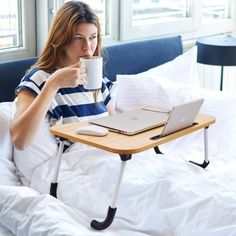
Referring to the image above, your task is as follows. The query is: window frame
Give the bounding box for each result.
[120,0,235,42]
[0,0,36,62]
[196,0,234,38]
[102,0,120,45]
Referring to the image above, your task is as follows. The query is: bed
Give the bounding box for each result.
[1,35,236,235]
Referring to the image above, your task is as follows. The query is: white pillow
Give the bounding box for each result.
[139,46,199,87]
[9,99,58,184]
[116,74,198,112]
[0,102,13,161]
[13,111,59,184]
[114,46,200,112]
[0,102,20,185]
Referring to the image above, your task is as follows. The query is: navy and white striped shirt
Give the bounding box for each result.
[16,69,112,124]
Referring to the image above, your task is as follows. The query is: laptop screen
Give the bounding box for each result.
[150,99,204,140]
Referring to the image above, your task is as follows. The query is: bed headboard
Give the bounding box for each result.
[103,35,183,81]
[0,35,182,102]
[0,57,37,102]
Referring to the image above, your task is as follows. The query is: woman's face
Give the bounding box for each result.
[64,23,98,66]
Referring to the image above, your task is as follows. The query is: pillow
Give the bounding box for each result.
[0,102,13,161]
[139,46,199,87]
[0,102,20,185]
[114,46,200,112]
[12,100,59,184]
[115,74,198,112]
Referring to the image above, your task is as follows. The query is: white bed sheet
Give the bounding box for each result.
[1,88,236,235]
[28,149,236,236]
[0,185,150,236]
[0,222,15,236]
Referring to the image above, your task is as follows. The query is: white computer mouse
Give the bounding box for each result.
[76,125,108,136]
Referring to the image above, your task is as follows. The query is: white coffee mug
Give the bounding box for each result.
[80,56,103,90]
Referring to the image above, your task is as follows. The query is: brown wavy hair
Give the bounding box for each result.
[33,1,102,72]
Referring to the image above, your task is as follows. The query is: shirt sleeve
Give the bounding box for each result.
[15,69,50,96]
[101,77,113,106]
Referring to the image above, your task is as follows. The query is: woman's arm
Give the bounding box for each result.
[11,64,86,150]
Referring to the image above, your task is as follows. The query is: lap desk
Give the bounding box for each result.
[50,113,215,230]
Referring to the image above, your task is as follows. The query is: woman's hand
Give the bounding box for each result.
[49,62,87,89]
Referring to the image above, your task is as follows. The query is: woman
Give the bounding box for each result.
[11,1,115,151]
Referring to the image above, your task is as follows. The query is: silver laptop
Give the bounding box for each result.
[90,109,169,135]
[150,98,204,140]
[90,98,204,136]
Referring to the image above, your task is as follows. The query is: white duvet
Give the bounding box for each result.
[1,88,236,236]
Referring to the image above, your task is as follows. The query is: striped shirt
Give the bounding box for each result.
[16,69,112,124]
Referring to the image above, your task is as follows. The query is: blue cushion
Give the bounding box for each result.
[103,36,183,81]
[0,57,37,102]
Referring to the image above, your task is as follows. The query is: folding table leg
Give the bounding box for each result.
[154,146,163,154]
[189,127,210,169]
[91,154,132,230]
[50,139,65,198]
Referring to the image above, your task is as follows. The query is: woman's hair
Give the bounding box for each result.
[33,1,102,72]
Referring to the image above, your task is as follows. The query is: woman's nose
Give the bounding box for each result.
[82,40,90,53]
[82,47,89,56]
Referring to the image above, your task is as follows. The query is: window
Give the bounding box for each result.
[0,0,22,50]
[202,0,230,24]
[197,0,233,38]
[120,0,193,40]
[0,0,36,62]
[132,0,189,27]
[120,0,234,41]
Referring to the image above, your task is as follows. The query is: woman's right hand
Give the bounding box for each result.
[49,62,87,89]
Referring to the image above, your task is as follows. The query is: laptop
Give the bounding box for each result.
[90,98,204,136]
[150,98,204,140]
[90,109,169,135]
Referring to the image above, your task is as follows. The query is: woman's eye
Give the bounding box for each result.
[90,35,97,40]
[74,35,97,41]
[75,36,82,41]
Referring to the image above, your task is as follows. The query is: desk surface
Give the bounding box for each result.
[50,114,215,155]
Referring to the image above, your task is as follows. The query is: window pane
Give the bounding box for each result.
[202,0,230,24]
[62,0,108,36]
[132,0,189,27]
[0,0,21,50]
